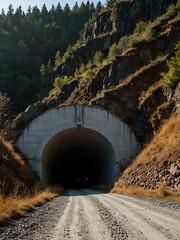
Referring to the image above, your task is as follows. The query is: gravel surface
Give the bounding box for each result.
[0,189,180,240]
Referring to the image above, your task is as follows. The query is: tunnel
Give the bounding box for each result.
[17,105,141,187]
[41,128,116,188]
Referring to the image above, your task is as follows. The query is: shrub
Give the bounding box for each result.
[55,50,62,67]
[118,35,130,52]
[93,51,105,65]
[86,60,94,70]
[129,21,156,47]
[83,69,95,80]
[166,4,177,18]
[110,2,118,22]
[162,42,180,88]
[79,63,86,74]
[108,43,120,60]
[74,68,81,78]
[39,64,46,76]
[53,75,72,91]
[134,21,148,35]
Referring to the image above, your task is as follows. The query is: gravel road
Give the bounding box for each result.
[1,189,180,240]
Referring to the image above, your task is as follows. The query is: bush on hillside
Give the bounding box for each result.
[53,76,72,91]
[108,43,121,60]
[93,51,105,65]
[130,21,156,46]
[110,2,118,22]
[118,35,130,52]
[0,137,38,196]
[162,42,180,88]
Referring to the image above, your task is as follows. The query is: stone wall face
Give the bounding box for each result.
[41,0,177,96]
[81,0,176,41]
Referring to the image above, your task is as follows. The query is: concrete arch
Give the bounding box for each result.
[17,104,140,187]
[41,127,116,187]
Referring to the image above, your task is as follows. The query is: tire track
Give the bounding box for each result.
[1,189,180,240]
[97,193,180,240]
[90,195,129,240]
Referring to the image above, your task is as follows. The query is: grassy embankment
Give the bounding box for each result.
[112,116,180,202]
[0,137,63,226]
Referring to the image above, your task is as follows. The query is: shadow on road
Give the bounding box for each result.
[62,188,108,196]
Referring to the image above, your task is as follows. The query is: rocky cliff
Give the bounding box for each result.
[112,115,180,192]
[4,0,180,194]
[7,1,180,145]
[41,0,177,97]
[81,0,176,40]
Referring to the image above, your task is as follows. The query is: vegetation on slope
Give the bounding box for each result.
[0,137,63,225]
[51,1,180,99]
[162,42,180,88]
[112,115,180,202]
[0,1,102,112]
[1,1,179,217]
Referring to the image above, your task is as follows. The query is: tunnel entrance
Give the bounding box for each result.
[41,128,116,188]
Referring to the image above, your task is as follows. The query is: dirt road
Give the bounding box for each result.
[1,189,180,239]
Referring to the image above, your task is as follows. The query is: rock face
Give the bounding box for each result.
[173,83,180,114]
[122,157,180,191]
[8,17,180,145]
[40,0,176,97]
[84,21,180,99]
[81,0,176,41]
[69,19,180,144]
[4,1,179,194]
[163,82,180,114]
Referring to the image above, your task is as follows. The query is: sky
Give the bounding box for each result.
[0,0,106,12]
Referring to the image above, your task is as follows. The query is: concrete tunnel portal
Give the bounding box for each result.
[17,105,141,188]
[42,128,115,188]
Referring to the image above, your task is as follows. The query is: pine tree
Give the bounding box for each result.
[106,0,116,9]
[72,2,79,14]
[64,4,71,15]
[111,2,118,22]
[47,59,52,72]
[40,64,46,76]
[7,4,14,16]
[55,50,62,67]
[96,1,102,13]
[56,2,63,17]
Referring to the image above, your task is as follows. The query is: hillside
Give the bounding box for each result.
[1,0,180,202]
[31,0,180,195]
[112,115,180,194]
[0,137,63,225]
[0,137,38,194]
[0,1,102,112]
[11,0,180,144]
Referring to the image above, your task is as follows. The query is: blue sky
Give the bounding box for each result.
[0,1,106,12]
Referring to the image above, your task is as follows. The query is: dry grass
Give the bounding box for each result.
[0,137,38,191]
[0,136,64,226]
[91,55,167,104]
[122,115,180,177]
[111,185,180,203]
[114,55,167,91]
[111,115,180,202]
[138,80,163,107]
[0,137,24,165]
[0,185,63,226]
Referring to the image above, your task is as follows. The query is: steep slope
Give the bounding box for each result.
[44,2,180,145]
[0,137,38,195]
[112,115,180,192]
[3,0,180,197]
[0,137,64,225]
[41,0,177,96]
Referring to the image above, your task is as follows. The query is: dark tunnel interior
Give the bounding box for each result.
[41,128,116,188]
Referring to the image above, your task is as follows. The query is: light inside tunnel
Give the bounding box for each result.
[41,128,116,188]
